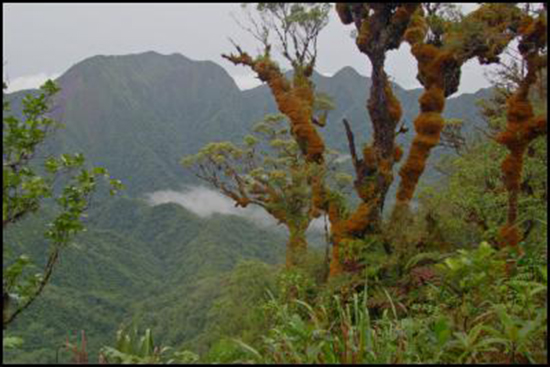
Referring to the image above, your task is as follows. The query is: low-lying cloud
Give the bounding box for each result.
[4,72,61,93]
[231,73,263,91]
[145,185,325,232]
[334,154,351,163]
[231,71,334,91]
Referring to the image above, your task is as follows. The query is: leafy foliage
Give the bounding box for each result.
[3,80,123,330]
[221,241,546,364]
[2,197,286,363]
[99,326,199,364]
[241,3,331,69]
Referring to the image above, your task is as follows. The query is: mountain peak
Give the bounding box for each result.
[56,50,240,97]
[62,51,193,75]
[333,66,362,79]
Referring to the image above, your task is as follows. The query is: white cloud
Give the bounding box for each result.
[147,186,249,217]
[319,71,334,77]
[231,73,263,90]
[334,154,351,164]
[309,217,326,232]
[4,72,61,93]
[146,185,325,232]
[146,185,277,227]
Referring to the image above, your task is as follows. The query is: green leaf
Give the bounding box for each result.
[3,336,24,349]
[232,339,262,361]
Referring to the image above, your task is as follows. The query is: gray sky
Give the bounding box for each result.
[3,3,494,94]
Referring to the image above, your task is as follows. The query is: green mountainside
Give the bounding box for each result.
[4,51,493,363]
[3,197,285,363]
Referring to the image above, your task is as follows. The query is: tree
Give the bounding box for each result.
[223,3,331,165]
[394,4,524,210]
[336,3,418,212]
[182,114,338,268]
[494,6,547,252]
[196,3,333,269]
[218,3,542,278]
[416,3,547,266]
[330,3,542,274]
[418,102,546,252]
[333,4,420,273]
[222,3,384,277]
[2,80,123,329]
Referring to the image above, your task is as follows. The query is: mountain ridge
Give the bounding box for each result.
[7,51,492,200]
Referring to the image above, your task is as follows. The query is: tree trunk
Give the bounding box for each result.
[367,55,400,216]
[286,222,308,268]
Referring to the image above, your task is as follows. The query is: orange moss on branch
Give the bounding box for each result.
[403,7,427,45]
[330,4,421,276]
[495,13,547,250]
[325,178,381,276]
[499,224,522,251]
[415,46,459,94]
[414,111,445,136]
[222,38,330,270]
[327,196,380,276]
[385,80,403,123]
[345,201,378,235]
[396,67,447,204]
[419,87,445,112]
[362,146,377,170]
[395,4,523,206]
[392,5,417,25]
[223,49,325,164]
[432,4,523,67]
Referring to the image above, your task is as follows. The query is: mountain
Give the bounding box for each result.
[8,51,491,198]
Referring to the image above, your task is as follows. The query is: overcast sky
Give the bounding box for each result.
[4,3,495,94]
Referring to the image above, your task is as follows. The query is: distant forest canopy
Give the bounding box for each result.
[3,3,547,364]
